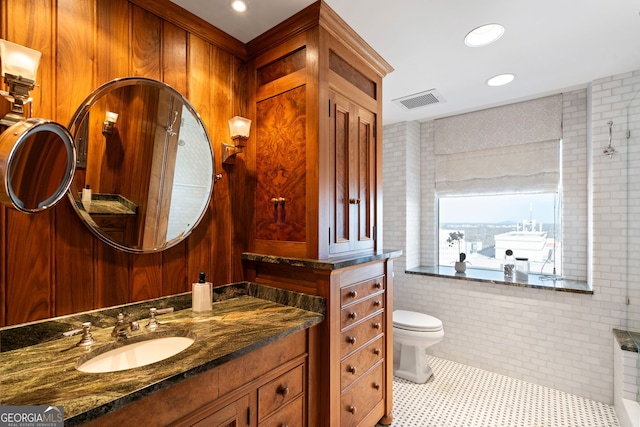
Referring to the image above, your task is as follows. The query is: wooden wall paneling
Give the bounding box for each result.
[54,201,95,317]
[96,0,130,85]
[131,4,161,79]
[208,51,233,287]
[129,0,246,60]
[131,253,162,301]
[6,211,54,324]
[185,34,214,285]
[96,243,130,308]
[160,21,188,295]
[3,0,56,325]
[229,56,251,282]
[53,0,97,317]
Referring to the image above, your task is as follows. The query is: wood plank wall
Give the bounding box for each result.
[0,0,249,326]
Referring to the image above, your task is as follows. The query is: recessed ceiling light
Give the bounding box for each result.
[231,0,247,12]
[464,24,505,47]
[487,73,516,87]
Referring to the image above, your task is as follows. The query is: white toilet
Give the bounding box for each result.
[393,310,444,383]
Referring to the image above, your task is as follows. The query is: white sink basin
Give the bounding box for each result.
[77,331,195,373]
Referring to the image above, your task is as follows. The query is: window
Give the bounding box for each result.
[438,193,560,276]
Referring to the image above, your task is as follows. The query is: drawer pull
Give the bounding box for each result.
[347,336,357,345]
[374,282,382,289]
[349,198,361,204]
[349,406,357,414]
[348,290,358,299]
[348,311,358,320]
[348,365,357,374]
[374,383,381,390]
[373,300,381,307]
[373,322,381,330]
[373,348,381,356]
[278,386,290,396]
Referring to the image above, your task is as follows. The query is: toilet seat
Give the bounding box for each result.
[394,310,443,332]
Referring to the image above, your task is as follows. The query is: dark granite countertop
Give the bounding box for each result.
[406,265,592,294]
[242,249,402,270]
[0,282,324,425]
[77,193,137,216]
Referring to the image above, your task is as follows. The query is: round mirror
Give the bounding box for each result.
[0,118,76,213]
[67,77,215,253]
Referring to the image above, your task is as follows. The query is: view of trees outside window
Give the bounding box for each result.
[438,193,560,276]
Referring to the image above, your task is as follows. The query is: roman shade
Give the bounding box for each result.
[434,94,562,196]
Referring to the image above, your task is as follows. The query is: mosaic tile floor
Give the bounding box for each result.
[381,355,619,427]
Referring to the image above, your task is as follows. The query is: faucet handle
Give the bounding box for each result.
[115,312,126,325]
[146,307,160,330]
[75,322,96,348]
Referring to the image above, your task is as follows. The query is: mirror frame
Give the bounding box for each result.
[66,77,215,253]
[0,118,76,213]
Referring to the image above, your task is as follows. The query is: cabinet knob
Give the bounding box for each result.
[347,336,357,345]
[278,386,290,396]
[374,282,382,289]
[348,365,357,374]
[374,383,381,390]
[373,300,381,307]
[349,406,357,414]
[349,198,361,204]
[348,290,357,299]
[373,348,381,356]
[348,311,357,320]
[373,322,381,330]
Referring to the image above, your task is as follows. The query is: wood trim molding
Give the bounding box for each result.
[318,1,394,78]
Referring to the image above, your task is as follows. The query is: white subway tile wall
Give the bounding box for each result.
[382,69,640,405]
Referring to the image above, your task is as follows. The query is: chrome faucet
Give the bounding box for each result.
[111,312,140,338]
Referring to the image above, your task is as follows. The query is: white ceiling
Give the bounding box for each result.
[170,0,640,125]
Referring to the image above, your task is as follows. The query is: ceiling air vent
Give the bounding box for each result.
[393,89,445,110]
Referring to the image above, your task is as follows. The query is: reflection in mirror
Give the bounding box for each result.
[0,119,76,213]
[67,77,214,253]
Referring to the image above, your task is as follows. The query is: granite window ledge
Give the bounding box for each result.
[406,266,592,294]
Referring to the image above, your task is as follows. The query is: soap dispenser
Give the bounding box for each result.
[192,272,212,312]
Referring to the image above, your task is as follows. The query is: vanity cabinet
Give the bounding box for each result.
[244,256,396,427]
[83,330,308,427]
[248,2,392,260]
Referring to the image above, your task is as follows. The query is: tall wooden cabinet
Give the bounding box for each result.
[247,1,392,260]
[245,3,396,427]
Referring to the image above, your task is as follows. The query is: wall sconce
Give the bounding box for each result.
[222,115,251,164]
[0,39,42,127]
[102,111,118,135]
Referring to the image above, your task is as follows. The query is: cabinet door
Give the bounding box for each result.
[329,91,376,255]
[191,394,251,427]
[255,86,307,244]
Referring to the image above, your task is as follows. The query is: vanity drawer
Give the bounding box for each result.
[341,312,384,358]
[341,335,384,390]
[340,361,384,427]
[258,363,304,421]
[258,395,303,427]
[341,276,384,307]
[340,294,384,329]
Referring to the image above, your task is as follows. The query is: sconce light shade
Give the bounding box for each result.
[223,116,251,164]
[102,111,119,135]
[228,116,251,139]
[0,39,42,126]
[0,39,41,81]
